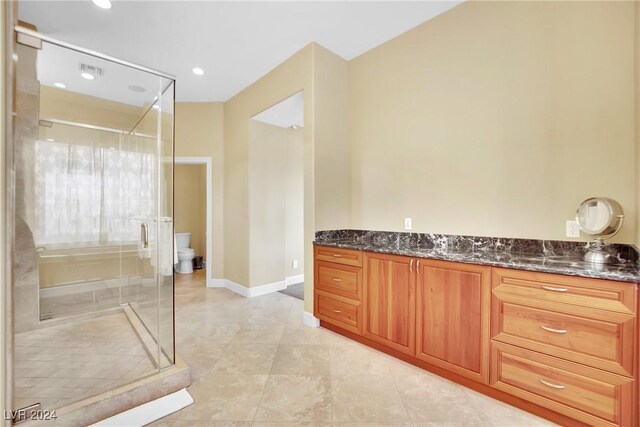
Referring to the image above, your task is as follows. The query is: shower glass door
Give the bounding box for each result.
[11,32,175,414]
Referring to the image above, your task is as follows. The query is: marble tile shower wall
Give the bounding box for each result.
[315,229,640,265]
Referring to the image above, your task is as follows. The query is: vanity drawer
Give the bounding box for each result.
[492,268,636,315]
[316,261,362,301]
[315,291,362,335]
[492,301,635,377]
[315,246,363,267]
[491,342,634,427]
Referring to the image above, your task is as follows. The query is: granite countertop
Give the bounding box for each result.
[314,230,640,283]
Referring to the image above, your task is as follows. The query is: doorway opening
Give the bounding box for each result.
[250,91,304,299]
[174,157,213,286]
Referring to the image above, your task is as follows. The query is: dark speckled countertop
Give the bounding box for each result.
[314,230,640,284]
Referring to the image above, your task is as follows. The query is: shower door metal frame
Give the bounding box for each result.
[14,26,175,80]
[3,2,17,425]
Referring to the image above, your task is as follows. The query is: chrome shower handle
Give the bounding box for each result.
[141,222,149,248]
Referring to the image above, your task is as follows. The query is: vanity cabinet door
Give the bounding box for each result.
[363,252,416,355]
[416,259,491,383]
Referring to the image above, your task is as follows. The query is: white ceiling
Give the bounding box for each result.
[37,40,173,107]
[19,0,462,103]
[252,91,303,128]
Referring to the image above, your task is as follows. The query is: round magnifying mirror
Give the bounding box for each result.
[576,197,624,240]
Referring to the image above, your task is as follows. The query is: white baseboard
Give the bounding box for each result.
[285,274,304,286]
[207,278,287,298]
[303,311,320,328]
[244,279,287,297]
[90,388,193,427]
[224,279,252,297]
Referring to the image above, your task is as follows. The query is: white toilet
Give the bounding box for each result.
[175,232,195,274]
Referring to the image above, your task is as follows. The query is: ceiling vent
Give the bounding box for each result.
[78,63,105,78]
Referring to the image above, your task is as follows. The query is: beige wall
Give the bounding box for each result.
[175,102,224,278]
[174,164,206,258]
[249,120,287,285]
[305,45,350,310]
[313,45,350,232]
[223,42,350,319]
[286,126,304,278]
[348,1,638,244]
[248,120,304,286]
[223,45,314,288]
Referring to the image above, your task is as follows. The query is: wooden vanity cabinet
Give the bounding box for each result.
[314,246,363,335]
[491,341,634,427]
[362,252,416,355]
[314,246,639,427]
[362,254,491,377]
[491,267,637,378]
[491,268,637,426]
[416,260,491,383]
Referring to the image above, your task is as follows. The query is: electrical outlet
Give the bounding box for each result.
[404,218,412,231]
[566,220,580,238]
[292,260,298,269]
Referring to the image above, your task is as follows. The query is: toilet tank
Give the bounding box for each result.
[175,232,191,249]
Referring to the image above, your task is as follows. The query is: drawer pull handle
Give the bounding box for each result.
[538,378,566,390]
[541,285,568,292]
[332,278,342,282]
[540,325,567,334]
[332,254,343,258]
[331,309,342,313]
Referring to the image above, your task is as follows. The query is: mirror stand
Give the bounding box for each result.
[576,197,624,265]
[582,219,624,264]
[584,240,611,264]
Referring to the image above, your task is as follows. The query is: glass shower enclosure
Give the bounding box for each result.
[10,27,175,414]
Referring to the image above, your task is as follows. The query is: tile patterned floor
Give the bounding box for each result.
[150,270,557,427]
[14,313,156,410]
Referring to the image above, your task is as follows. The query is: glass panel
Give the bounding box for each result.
[159,82,175,368]
[12,37,174,413]
[123,103,161,365]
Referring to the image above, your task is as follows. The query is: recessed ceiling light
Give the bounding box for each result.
[54,82,66,89]
[109,147,116,150]
[291,125,299,130]
[152,105,160,110]
[91,0,112,9]
[81,72,95,80]
[46,138,55,142]
[192,67,204,76]
[128,84,146,93]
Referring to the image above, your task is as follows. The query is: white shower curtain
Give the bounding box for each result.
[33,135,156,246]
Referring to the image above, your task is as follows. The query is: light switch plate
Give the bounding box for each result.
[404,218,412,231]
[292,260,298,269]
[566,220,580,238]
